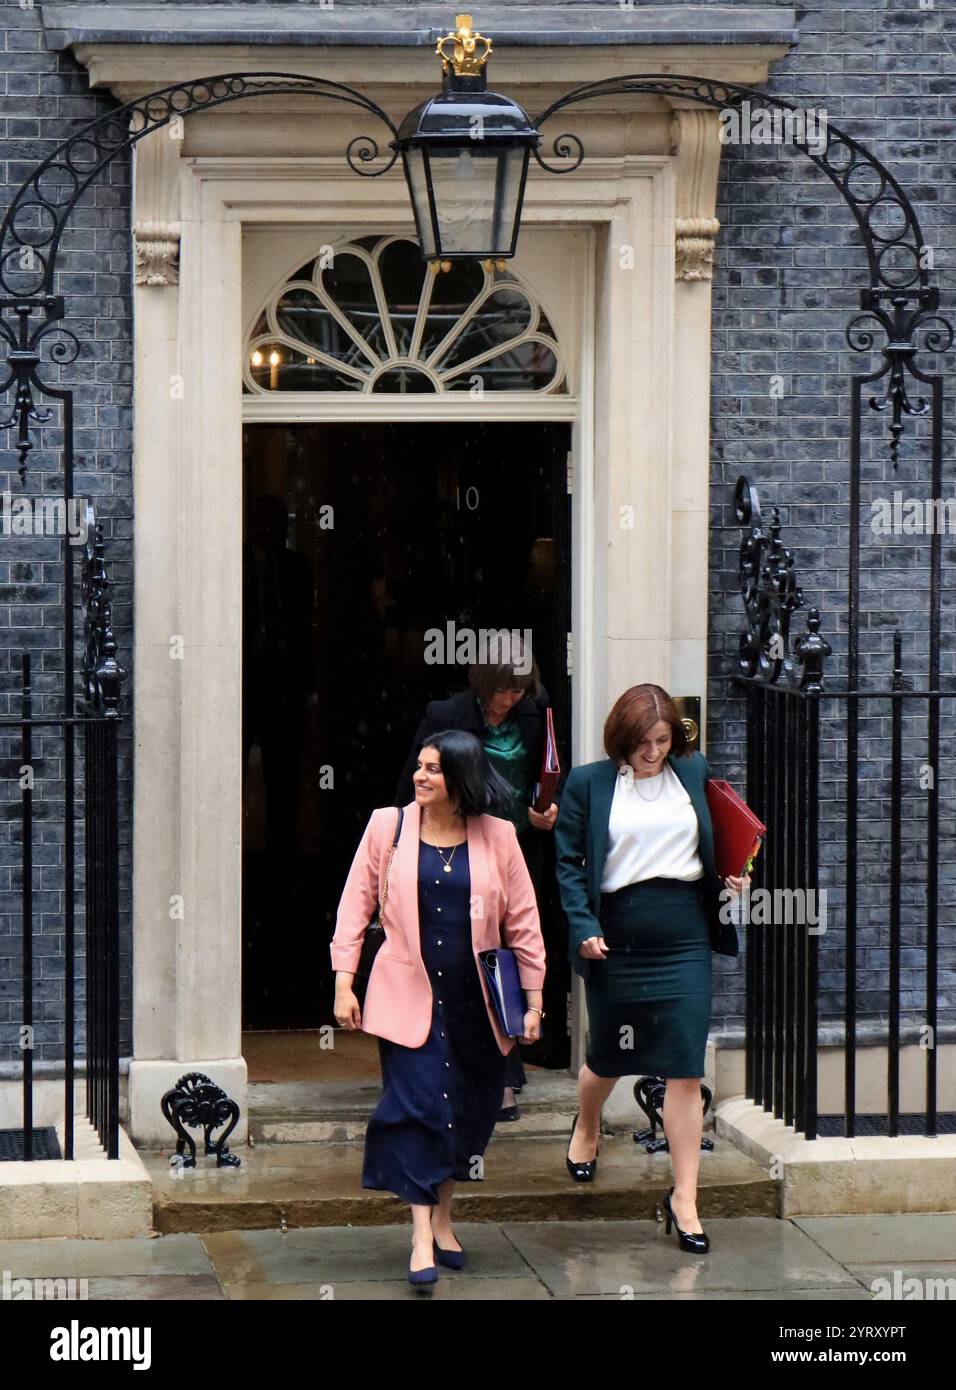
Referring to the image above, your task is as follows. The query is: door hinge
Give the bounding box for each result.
[566,450,573,495]
[566,632,573,675]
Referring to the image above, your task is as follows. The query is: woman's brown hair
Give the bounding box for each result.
[468,635,540,707]
[603,684,691,763]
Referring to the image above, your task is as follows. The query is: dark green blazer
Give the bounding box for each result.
[554,750,739,979]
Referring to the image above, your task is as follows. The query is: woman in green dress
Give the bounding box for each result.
[395,644,561,1115]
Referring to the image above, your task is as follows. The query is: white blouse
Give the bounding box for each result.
[599,762,705,892]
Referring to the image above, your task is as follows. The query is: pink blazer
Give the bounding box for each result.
[331,801,547,1053]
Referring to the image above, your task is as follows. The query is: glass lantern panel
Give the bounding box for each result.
[428,145,526,257]
[402,150,438,259]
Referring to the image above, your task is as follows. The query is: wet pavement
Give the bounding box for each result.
[3,1213,956,1300]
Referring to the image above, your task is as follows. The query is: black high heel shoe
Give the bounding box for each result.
[662,1187,710,1253]
[566,1112,599,1182]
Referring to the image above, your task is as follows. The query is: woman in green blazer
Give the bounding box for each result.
[554,684,748,1253]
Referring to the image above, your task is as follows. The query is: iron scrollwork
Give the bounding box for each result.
[0,72,400,474]
[0,72,399,301]
[0,295,78,480]
[632,1076,714,1155]
[1,70,951,472]
[847,292,955,465]
[81,506,127,716]
[532,75,953,462]
[161,1072,242,1170]
[735,475,831,693]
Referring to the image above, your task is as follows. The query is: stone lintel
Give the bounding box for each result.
[43,5,799,51]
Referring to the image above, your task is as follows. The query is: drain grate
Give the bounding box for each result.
[0,1127,62,1161]
[817,1113,956,1138]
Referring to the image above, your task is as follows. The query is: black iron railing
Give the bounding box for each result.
[4,517,125,1160]
[735,477,952,1140]
[743,681,821,1138]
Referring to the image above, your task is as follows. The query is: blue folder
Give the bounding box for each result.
[478,947,526,1037]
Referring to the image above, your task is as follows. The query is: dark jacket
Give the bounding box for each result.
[553,749,738,979]
[394,686,564,810]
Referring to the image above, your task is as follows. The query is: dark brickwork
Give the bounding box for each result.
[0,0,132,1063]
[0,0,953,1060]
[702,0,956,1039]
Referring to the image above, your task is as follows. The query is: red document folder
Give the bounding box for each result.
[533,706,561,812]
[705,779,766,879]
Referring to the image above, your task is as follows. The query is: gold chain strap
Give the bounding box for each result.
[378,810,401,920]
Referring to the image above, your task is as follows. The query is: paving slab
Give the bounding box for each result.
[223,1275,553,1300]
[793,1214,956,1266]
[199,1222,528,1286]
[845,1265,956,1300]
[82,1275,225,1300]
[500,1217,864,1298]
[5,1218,952,1301]
[0,1233,214,1278]
[570,1288,873,1301]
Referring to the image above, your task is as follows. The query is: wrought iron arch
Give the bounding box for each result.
[1,69,951,475]
[530,74,953,465]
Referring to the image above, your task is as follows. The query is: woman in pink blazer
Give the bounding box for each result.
[331,729,546,1287]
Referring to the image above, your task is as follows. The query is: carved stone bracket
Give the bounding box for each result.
[669,106,723,282]
[675,216,721,281]
[134,220,181,285]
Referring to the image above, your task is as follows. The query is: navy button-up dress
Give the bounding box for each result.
[362,842,508,1205]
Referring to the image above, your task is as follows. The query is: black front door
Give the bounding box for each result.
[241,420,572,1060]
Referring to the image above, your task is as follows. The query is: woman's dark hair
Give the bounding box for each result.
[415,729,515,819]
[467,635,540,706]
[603,683,691,763]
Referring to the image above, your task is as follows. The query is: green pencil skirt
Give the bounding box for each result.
[584,876,712,1079]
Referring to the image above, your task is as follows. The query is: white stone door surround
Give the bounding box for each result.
[111,48,781,1141]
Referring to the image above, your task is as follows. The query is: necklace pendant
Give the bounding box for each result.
[443,863,452,873]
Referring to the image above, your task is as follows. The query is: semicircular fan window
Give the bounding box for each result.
[244,235,567,395]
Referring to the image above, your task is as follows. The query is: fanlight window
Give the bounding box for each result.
[244,235,567,395]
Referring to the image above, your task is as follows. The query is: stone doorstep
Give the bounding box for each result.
[251,1093,590,1144]
[0,1122,154,1240]
[144,1135,776,1234]
[247,1075,705,1145]
[253,1110,589,1144]
[716,1096,956,1218]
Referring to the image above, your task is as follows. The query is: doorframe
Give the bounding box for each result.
[238,222,593,1063]
[127,150,689,1141]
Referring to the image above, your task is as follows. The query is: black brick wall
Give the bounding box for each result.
[702,0,956,1039]
[0,0,132,1064]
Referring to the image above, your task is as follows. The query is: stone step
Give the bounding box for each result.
[246,1077,681,1145]
[143,1134,776,1234]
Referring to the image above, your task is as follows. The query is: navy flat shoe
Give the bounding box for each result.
[433,1237,466,1271]
[408,1256,438,1286]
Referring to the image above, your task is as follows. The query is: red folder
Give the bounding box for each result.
[705,779,766,879]
[533,706,561,812]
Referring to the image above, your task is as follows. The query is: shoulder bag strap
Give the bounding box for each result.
[379,806,404,918]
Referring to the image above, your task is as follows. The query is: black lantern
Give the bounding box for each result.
[395,14,540,267]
